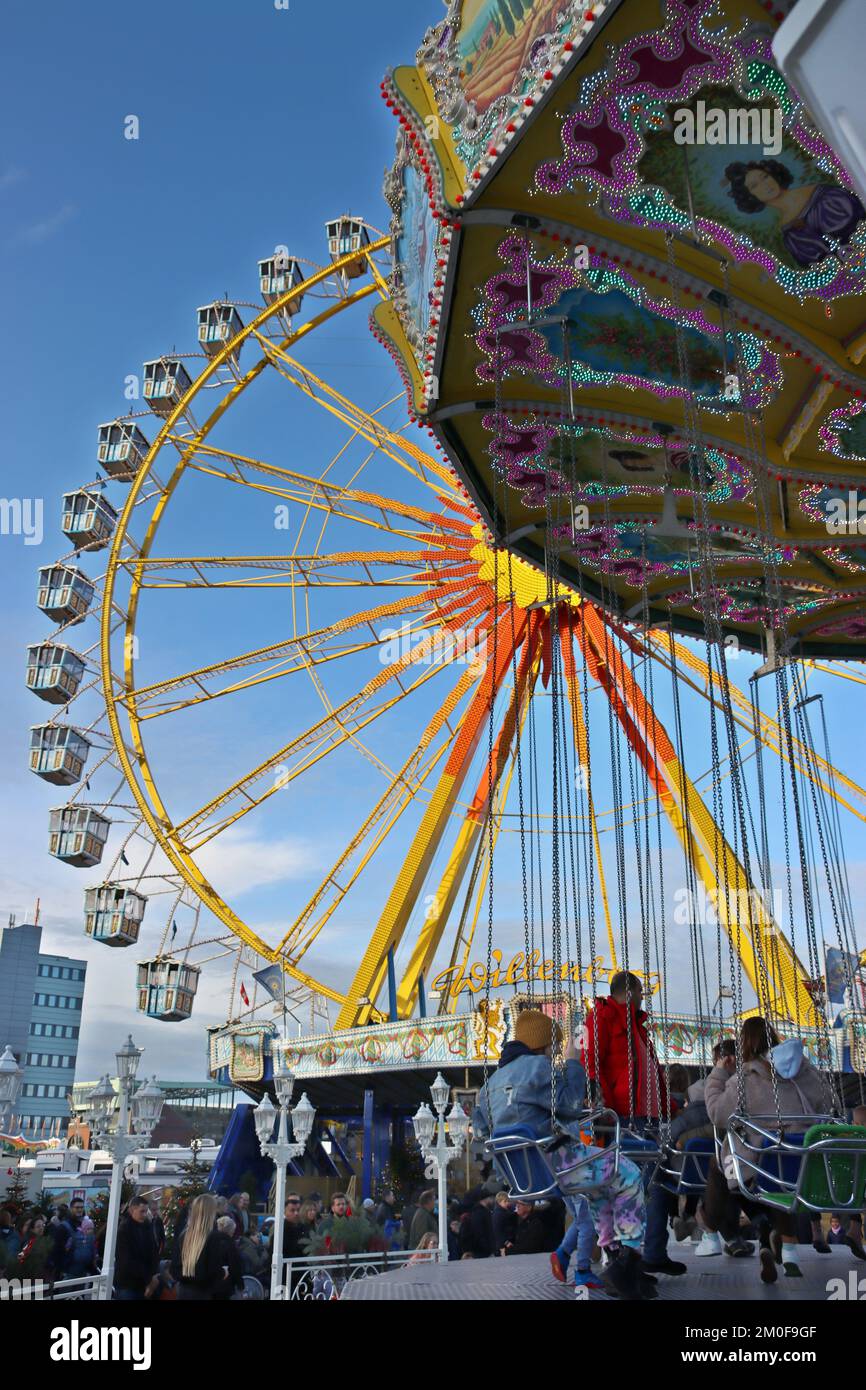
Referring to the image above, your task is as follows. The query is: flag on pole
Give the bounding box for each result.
[171,921,178,942]
[240,982,250,1007]
[120,850,129,866]
[252,964,284,1002]
[826,946,860,1026]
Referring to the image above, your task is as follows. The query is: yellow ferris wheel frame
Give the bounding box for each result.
[96,234,863,1032]
[100,240,396,1008]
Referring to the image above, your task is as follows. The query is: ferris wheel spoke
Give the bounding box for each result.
[123,593,442,713]
[249,343,459,495]
[176,634,475,849]
[116,550,443,590]
[644,630,866,821]
[281,663,482,963]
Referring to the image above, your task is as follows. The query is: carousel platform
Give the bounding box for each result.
[341,1242,855,1301]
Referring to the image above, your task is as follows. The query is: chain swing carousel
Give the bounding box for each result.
[28,0,866,1276]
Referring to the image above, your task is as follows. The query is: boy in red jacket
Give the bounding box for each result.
[582,971,685,1277]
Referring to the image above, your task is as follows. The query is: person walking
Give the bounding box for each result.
[170,1193,231,1301]
[214,1216,245,1299]
[408,1190,437,1249]
[113,1196,160,1301]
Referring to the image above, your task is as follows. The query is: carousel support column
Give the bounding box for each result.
[417,973,428,1018]
[361,1089,375,1201]
[387,947,398,1023]
[373,1107,391,1196]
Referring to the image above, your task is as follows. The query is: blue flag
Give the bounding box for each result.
[253,964,285,1003]
[825,947,860,1026]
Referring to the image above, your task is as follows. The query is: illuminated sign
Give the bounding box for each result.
[432,950,661,1003]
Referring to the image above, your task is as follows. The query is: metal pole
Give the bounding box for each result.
[99,1146,125,1300]
[436,1115,448,1261]
[270,1105,288,1300]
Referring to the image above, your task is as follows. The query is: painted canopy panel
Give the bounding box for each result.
[378,0,866,657]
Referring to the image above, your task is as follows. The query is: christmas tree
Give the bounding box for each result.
[162,1147,210,1239]
[2,1165,30,1222]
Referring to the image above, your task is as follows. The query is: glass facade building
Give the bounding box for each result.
[0,919,86,1137]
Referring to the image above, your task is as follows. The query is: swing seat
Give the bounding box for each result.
[759,1125,866,1215]
[658,1137,715,1195]
[485,1109,623,1201]
[486,1123,560,1201]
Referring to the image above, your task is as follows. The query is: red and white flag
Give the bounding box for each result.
[240,982,250,1006]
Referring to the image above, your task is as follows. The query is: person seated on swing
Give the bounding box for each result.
[703,1016,827,1282]
[581,971,686,1277]
[472,1008,652,1300]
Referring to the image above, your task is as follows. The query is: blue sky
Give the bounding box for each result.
[1,0,864,1084]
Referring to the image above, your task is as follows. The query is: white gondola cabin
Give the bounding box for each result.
[61,491,117,551]
[26,642,86,704]
[36,565,94,625]
[258,253,305,314]
[29,724,91,785]
[48,806,110,868]
[197,302,243,359]
[136,958,200,1021]
[84,884,147,947]
[325,217,370,280]
[96,421,150,480]
[142,358,193,416]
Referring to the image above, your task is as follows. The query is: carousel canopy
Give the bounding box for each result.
[374,0,866,658]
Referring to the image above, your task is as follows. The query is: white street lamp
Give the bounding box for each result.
[132,1077,165,1139]
[0,1045,23,1133]
[254,1058,317,1300]
[412,1074,468,1260]
[115,1035,142,1088]
[88,1039,163,1301]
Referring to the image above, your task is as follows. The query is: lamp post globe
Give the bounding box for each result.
[254,1091,277,1147]
[115,1035,142,1088]
[430,1072,450,1114]
[132,1076,165,1137]
[290,1092,316,1147]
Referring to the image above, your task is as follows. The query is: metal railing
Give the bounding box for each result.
[724,1113,866,1212]
[277,1247,432,1300]
[0,1272,107,1301]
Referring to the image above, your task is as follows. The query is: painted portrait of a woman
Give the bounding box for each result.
[725,159,865,268]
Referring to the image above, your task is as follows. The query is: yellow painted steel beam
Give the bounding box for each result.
[98,241,400,1003]
[256,345,458,494]
[561,618,618,972]
[645,631,866,822]
[278,662,480,960]
[127,593,436,709]
[394,613,541,1016]
[335,606,526,1030]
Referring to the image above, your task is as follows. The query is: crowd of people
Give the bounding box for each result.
[470,974,866,1299]
[2,970,864,1302]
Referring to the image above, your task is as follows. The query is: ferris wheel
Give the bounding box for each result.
[26,200,866,1054]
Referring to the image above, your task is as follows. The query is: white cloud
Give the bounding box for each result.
[196,825,319,898]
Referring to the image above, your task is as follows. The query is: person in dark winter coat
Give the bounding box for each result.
[409,1191,438,1249]
[374,1190,397,1227]
[503,1200,554,1256]
[491,1191,517,1254]
[113,1197,161,1300]
[170,1194,232,1301]
[214,1216,245,1298]
[459,1193,495,1258]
